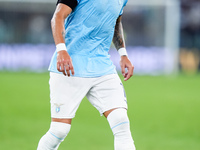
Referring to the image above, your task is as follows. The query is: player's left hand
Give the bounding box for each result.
[120,56,134,81]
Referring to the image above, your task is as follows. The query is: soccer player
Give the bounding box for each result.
[37,0,136,149]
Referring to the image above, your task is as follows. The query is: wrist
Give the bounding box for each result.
[56,43,67,52]
[118,47,128,56]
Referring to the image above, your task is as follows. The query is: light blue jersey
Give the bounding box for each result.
[48,0,128,77]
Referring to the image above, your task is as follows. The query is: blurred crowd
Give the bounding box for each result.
[180,0,200,73]
[0,0,200,74]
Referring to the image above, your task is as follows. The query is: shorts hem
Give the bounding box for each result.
[51,115,75,119]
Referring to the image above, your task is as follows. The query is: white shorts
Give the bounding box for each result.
[49,72,128,118]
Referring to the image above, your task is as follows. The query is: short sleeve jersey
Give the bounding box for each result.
[48,0,128,77]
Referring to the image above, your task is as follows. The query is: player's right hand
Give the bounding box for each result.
[57,50,74,76]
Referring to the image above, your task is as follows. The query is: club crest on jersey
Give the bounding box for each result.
[54,103,64,113]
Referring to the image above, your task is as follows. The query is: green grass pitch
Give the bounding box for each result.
[0,72,199,150]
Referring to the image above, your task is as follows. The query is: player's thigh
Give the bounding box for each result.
[86,74,127,116]
[49,72,91,118]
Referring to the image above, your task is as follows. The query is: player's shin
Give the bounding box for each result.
[37,122,71,150]
[107,108,136,150]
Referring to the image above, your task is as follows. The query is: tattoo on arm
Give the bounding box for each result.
[113,16,125,50]
[62,31,65,40]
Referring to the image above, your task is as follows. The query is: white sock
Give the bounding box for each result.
[107,108,136,150]
[37,122,71,150]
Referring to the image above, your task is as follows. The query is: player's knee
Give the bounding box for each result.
[114,109,129,123]
[107,108,136,150]
[49,122,71,140]
[107,108,130,134]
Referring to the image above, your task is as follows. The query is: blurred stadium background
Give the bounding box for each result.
[0,0,200,150]
[0,0,199,74]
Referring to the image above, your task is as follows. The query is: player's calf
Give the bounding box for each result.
[107,108,136,150]
[37,122,71,150]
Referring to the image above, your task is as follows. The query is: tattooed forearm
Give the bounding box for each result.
[62,31,65,40]
[113,16,125,50]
